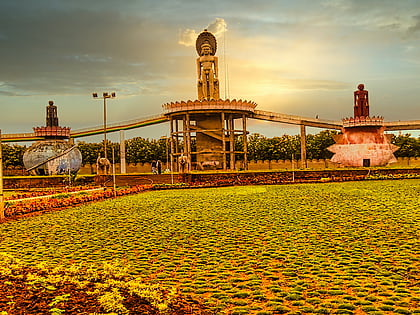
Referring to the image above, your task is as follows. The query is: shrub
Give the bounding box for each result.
[285,293,303,301]
[232,291,250,298]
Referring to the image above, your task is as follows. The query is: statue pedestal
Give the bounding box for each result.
[163,99,257,171]
[328,117,398,167]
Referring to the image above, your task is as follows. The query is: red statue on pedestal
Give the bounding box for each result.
[328,83,398,167]
[46,101,59,127]
[354,84,369,117]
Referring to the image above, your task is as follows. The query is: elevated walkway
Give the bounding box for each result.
[1,111,419,143]
[252,110,342,129]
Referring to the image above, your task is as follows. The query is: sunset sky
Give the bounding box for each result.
[1,0,419,141]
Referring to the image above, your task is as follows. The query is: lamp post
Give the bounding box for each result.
[0,129,4,220]
[92,92,116,160]
[160,136,173,184]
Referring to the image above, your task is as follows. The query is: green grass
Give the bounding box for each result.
[0,179,419,314]
[2,191,16,198]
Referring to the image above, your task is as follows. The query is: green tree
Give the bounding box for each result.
[76,141,103,165]
[391,134,420,157]
[247,133,269,161]
[276,134,300,160]
[126,137,155,164]
[1,144,26,168]
[77,140,121,165]
[306,130,338,160]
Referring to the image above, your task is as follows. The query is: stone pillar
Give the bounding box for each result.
[175,118,179,171]
[119,130,126,174]
[185,113,191,172]
[242,114,248,170]
[229,115,235,170]
[300,124,307,168]
[170,117,175,172]
[221,112,226,170]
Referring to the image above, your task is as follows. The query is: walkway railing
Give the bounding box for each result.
[162,99,257,114]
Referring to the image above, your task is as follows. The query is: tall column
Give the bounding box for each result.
[300,124,307,168]
[221,112,226,170]
[119,130,126,174]
[185,113,191,172]
[170,117,175,173]
[182,116,187,153]
[103,97,108,159]
[242,114,248,170]
[175,118,179,171]
[229,115,235,170]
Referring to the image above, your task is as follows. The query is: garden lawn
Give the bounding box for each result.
[0,180,419,314]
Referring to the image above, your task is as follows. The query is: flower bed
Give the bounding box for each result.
[1,181,419,314]
[3,185,153,219]
[0,253,208,314]
[3,169,419,220]
[5,186,94,201]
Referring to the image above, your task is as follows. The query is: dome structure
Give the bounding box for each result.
[23,100,83,175]
[23,140,82,175]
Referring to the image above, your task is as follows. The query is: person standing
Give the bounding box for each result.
[151,160,157,174]
[157,160,162,174]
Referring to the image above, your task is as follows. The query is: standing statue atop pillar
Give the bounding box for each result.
[196,30,220,100]
[46,100,59,127]
[354,84,369,117]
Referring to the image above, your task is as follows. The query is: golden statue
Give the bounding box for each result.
[196,30,220,100]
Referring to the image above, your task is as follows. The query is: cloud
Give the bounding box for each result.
[322,0,351,11]
[207,18,227,37]
[407,14,420,37]
[178,18,227,47]
[0,5,191,97]
[279,79,351,91]
[178,29,199,47]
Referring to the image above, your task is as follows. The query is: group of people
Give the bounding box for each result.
[151,160,163,174]
[151,155,189,174]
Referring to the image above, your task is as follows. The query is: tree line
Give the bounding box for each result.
[1,132,420,168]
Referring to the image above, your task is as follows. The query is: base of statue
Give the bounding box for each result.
[328,117,398,167]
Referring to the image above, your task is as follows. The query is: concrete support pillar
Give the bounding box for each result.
[221,112,226,170]
[229,115,235,170]
[182,116,187,154]
[175,118,179,171]
[300,124,307,168]
[185,113,191,172]
[170,117,175,172]
[119,130,126,174]
[242,114,248,170]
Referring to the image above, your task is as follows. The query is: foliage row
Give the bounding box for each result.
[2,132,420,168]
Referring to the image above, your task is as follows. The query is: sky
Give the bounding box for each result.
[0,0,419,143]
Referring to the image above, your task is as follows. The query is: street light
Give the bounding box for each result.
[92,92,116,160]
[160,135,173,184]
[0,129,4,220]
